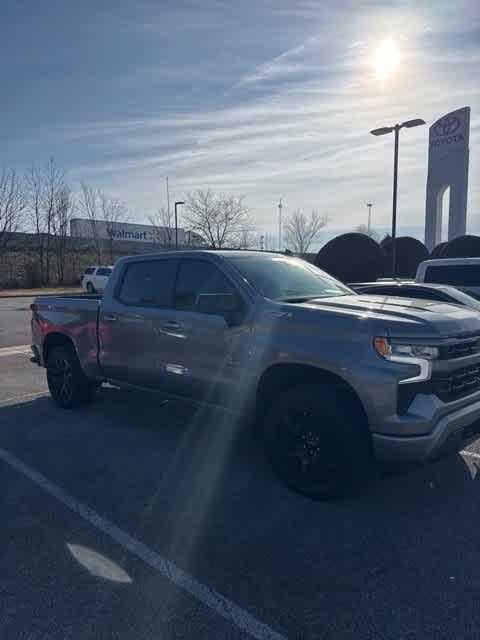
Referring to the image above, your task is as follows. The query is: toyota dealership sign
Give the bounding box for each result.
[425,106,470,250]
[429,108,469,154]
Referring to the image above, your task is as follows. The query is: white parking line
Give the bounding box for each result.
[461,450,480,461]
[0,391,48,407]
[0,447,286,640]
[0,344,31,357]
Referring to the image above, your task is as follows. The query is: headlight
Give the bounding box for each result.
[374,337,437,384]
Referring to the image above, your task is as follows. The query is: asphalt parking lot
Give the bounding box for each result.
[2,297,480,639]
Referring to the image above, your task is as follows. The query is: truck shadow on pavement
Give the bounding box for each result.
[2,390,480,638]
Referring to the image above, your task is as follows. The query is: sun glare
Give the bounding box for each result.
[371,37,401,80]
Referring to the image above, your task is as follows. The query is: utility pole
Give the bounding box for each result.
[166,176,170,229]
[260,234,265,251]
[366,202,373,235]
[278,199,283,251]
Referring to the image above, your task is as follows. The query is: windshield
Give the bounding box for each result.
[227,255,353,301]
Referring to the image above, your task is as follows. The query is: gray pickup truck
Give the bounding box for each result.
[31,251,480,499]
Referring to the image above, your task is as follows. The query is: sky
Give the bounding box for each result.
[2,0,480,247]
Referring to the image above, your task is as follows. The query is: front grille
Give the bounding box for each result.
[397,363,480,414]
[440,338,480,360]
[433,364,480,402]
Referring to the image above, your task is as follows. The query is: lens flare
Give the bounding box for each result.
[371,37,401,79]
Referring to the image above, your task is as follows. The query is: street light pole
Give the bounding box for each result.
[371,117,425,277]
[391,125,400,278]
[366,202,373,235]
[278,199,283,251]
[174,201,184,249]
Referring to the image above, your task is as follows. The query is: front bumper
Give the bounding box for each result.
[373,397,480,463]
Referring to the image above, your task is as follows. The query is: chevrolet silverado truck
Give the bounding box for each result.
[31,251,480,499]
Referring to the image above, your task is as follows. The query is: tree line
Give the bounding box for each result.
[1,158,330,286]
[0,159,130,285]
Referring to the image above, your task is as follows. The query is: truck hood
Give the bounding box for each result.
[288,294,480,339]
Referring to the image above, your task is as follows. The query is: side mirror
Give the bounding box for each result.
[196,293,238,316]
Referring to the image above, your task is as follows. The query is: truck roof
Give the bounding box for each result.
[117,249,285,262]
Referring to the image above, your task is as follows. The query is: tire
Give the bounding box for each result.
[46,344,94,408]
[86,282,95,294]
[263,383,372,500]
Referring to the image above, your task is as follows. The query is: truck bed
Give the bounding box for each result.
[31,295,102,373]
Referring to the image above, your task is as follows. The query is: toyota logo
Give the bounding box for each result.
[433,115,460,137]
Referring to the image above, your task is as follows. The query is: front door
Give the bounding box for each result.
[167,258,253,407]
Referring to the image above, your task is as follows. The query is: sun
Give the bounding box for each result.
[371,37,401,80]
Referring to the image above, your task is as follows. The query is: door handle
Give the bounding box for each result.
[103,314,117,322]
[163,320,180,329]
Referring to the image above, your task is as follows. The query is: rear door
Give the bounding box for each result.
[167,257,252,405]
[99,258,179,387]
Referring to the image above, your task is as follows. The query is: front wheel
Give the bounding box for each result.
[263,384,372,500]
[46,344,94,408]
[86,282,95,294]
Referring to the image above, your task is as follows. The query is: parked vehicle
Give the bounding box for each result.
[416,258,480,300]
[31,251,480,499]
[352,281,480,312]
[81,266,114,293]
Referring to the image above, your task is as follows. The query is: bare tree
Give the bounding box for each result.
[25,164,46,282]
[79,182,102,263]
[0,168,25,250]
[25,159,65,284]
[148,206,174,247]
[284,209,327,254]
[184,189,251,248]
[51,186,74,284]
[355,224,380,241]
[100,192,128,262]
[41,159,66,284]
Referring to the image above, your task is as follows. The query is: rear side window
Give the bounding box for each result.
[119,260,178,307]
[84,267,95,275]
[97,267,112,276]
[425,265,480,286]
[174,259,235,311]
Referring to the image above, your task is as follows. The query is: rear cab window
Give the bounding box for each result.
[118,259,178,307]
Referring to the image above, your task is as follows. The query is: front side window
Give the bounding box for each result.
[227,255,352,302]
[119,260,178,307]
[84,267,95,275]
[174,260,235,311]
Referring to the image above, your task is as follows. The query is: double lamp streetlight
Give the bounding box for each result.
[370,117,425,277]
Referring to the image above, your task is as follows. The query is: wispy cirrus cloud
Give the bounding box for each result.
[5,0,480,241]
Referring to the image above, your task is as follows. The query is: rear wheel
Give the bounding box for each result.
[46,344,93,408]
[263,384,372,500]
[86,282,95,293]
